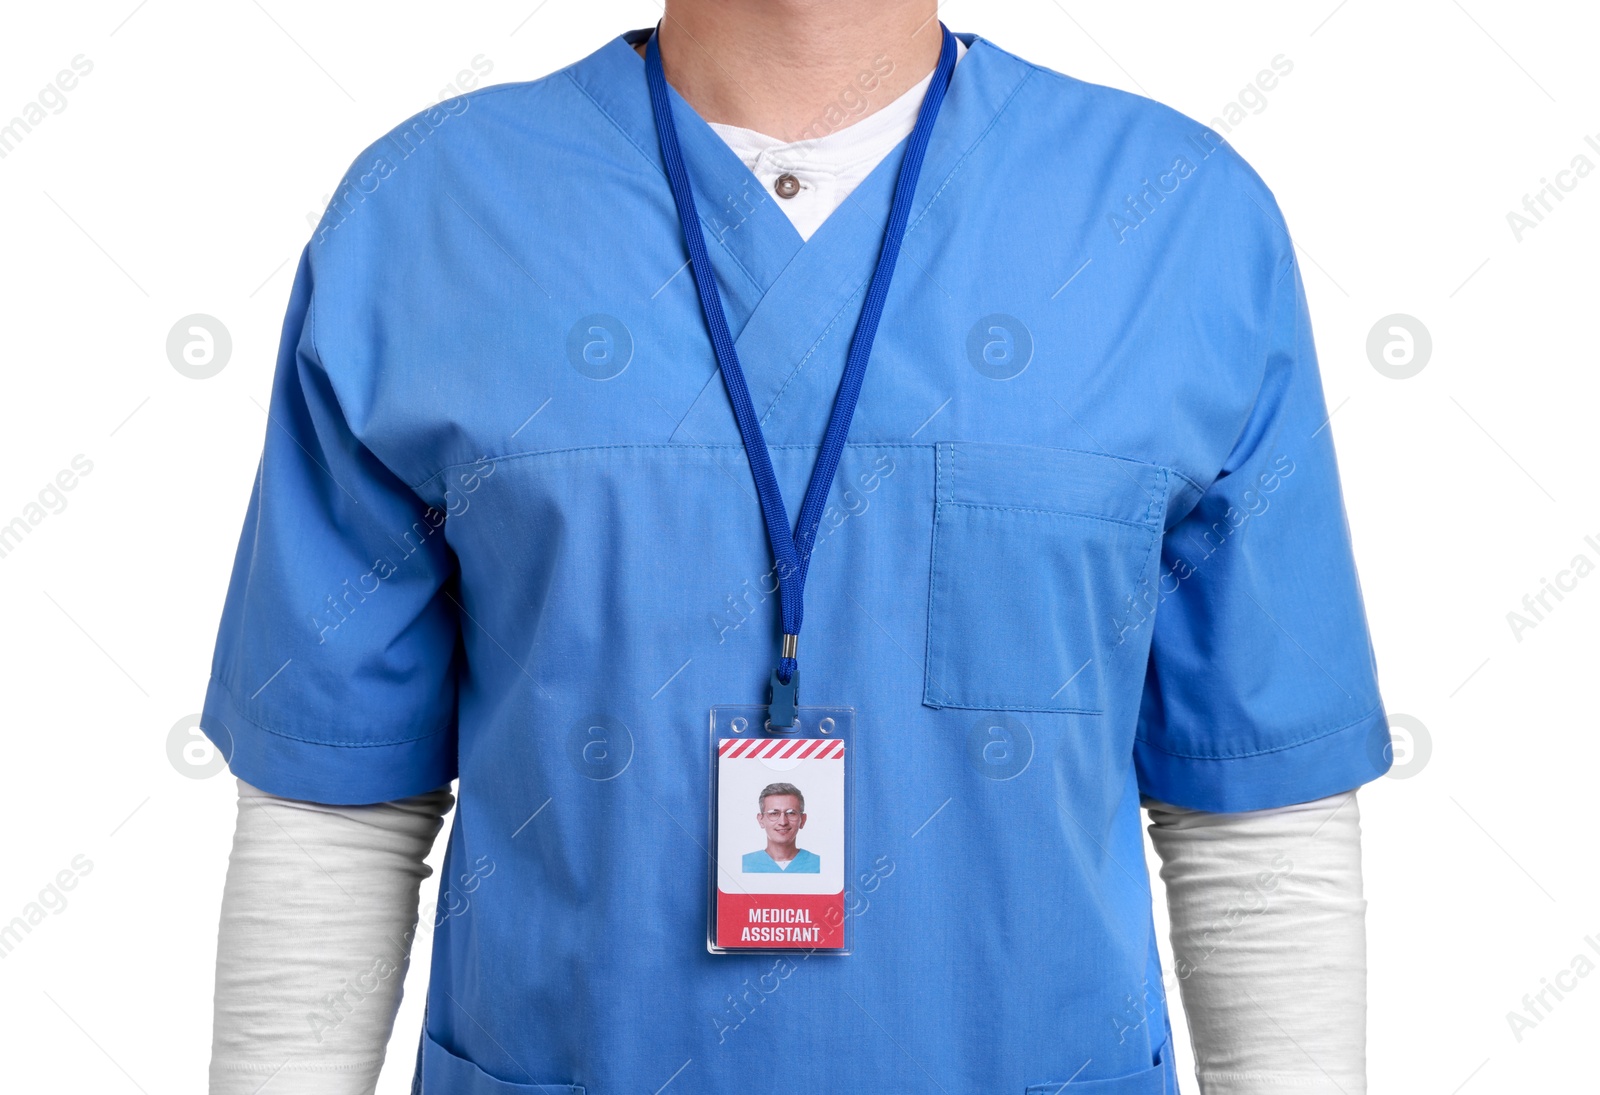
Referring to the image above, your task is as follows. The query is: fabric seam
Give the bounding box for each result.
[210,673,453,749]
[415,440,1186,495]
[758,51,1040,427]
[563,67,768,297]
[938,500,1161,531]
[1136,702,1383,761]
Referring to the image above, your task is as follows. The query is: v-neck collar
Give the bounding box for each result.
[565,27,1036,444]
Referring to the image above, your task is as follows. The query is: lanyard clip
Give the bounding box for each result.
[768,665,798,728]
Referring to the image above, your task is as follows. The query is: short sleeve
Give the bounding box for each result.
[1134,250,1391,812]
[200,245,461,805]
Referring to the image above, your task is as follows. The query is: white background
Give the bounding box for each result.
[1,2,1596,1092]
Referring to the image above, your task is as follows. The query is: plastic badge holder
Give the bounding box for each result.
[707,705,854,955]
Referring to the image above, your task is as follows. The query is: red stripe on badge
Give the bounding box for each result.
[723,738,845,760]
[716,890,846,949]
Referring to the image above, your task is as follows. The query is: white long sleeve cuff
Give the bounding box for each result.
[209,779,452,1095]
[1147,790,1368,1095]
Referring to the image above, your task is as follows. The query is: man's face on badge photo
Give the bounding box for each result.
[758,794,806,847]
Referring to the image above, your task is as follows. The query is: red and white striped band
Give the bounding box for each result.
[718,737,845,760]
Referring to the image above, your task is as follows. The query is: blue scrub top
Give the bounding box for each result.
[743,848,822,874]
[203,26,1391,1095]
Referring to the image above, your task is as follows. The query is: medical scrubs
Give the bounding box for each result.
[742,848,823,874]
[202,26,1391,1095]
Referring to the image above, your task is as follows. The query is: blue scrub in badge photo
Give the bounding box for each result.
[742,782,821,873]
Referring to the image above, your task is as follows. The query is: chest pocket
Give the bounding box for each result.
[923,441,1167,715]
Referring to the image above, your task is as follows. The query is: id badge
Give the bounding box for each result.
[708,705,853,955]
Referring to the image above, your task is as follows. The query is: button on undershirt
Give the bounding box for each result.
[705,36,968,240]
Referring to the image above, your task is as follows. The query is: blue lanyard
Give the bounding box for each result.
[645,24,956,725]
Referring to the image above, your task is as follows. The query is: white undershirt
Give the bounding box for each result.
[706,37,967,241]
[208,37,1369,1094]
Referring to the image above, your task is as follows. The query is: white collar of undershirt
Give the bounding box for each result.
[707,37,966,173]
[706,37,968,230]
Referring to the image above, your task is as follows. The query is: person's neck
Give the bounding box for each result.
[767,841,797,863]
[635,0,943,141]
